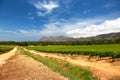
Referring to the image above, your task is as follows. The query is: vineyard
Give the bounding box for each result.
[26,44,120,58]
[0,46,14,53]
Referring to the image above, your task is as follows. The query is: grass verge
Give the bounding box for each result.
[21,48,95,80]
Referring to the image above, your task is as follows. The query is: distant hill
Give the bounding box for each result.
[40,36,74,42]
[40,32,120,42]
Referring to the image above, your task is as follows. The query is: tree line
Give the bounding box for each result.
[0,38,120,46]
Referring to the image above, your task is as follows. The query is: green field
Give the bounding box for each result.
[26,44,120,58]
[0,45,14,53]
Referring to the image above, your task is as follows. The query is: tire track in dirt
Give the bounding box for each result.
[0,48,69,80]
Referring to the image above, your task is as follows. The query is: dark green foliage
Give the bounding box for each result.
[0,38,120,46]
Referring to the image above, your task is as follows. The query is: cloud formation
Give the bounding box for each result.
[1,17,120,41]
[67,18,120,38]
[33,0,59,16]
[20,18,120,38]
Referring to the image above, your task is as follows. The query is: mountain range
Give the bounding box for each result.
[40,32,120,42]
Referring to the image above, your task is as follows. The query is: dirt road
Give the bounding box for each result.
[28,50,120,80]
[0,48,68,80]
[0,47,17,65]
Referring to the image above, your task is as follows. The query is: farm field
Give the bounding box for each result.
[25,44,120,80]
[1,0,120,80]
[0,45,14,54]
[0,45,120,80]
[26,44,120,58]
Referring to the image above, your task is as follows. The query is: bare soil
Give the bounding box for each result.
[0,48,69,80]
[28,50,120,80]
[0,47,17,65]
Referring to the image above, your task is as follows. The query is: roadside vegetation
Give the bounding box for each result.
[0,45,14,53]
[21,48,94,80]
[26,44,120,59]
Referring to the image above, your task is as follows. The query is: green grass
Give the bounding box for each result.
[26,44,120,58]
[21,49,94,80]
[0,45,14,53]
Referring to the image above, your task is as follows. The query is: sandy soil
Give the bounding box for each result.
[0,47,17,65]
[0,48,69,80]
[28,49,120,80]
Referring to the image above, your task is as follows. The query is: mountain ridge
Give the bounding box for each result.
[40,32,120,42]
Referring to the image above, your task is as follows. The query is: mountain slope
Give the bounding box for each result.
[40,32,120,42]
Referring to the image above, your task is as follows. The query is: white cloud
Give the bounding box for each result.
[33,0,59,16]
[19,18,105,37]
[5,17,118,41]
[67,18,120,38]
[20,18,120,38]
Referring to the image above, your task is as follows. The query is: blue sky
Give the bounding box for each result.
[0,0,120,41]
